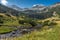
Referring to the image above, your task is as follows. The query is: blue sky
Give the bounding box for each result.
[1,0,60,8]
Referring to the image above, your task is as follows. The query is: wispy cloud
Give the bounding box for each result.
[0,0,8,5]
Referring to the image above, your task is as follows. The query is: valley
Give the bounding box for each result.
[0,2,60,40]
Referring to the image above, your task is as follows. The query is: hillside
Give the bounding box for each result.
[0,2,60,40]
[2,17,60,40]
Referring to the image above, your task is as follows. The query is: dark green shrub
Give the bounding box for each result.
[48,22,57,26]
[0,21,3,24]
[29,21,37,26]
[0,18,4,24]
[43,20,50,26]
[19,20,25,24]
[38,21,43,24]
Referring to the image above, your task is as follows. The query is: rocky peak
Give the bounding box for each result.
[50,2,60,8]
[32,4,45,8]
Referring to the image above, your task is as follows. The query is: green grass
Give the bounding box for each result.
[3,23,59,40]
[1,13,60,40]
[3,18,60,40]
[0,26,17,34]
[4,20,20,26]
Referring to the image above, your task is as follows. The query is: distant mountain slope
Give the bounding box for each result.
[0,4,21,16]
[10,5,23,11]
[0,2,60,19]
[49,2,60,17]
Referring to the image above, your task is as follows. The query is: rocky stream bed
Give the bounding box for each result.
[0,24,42,39]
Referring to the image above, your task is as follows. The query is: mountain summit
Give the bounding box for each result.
[10,5,23,11]
[50,2,60,8]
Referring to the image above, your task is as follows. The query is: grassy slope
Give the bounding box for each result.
[3,17,60,40]
[0,13,32,34]
[0,13,60,40]
[0,26,17,34]
[0,13,19,34]
[0,13,20,26]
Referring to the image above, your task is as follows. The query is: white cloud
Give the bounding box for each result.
[33,4,45,7]
[0,0,8,5]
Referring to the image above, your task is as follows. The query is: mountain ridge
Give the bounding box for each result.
[0,2,60,18]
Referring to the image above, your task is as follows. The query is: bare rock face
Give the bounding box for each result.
[32,4,46,10]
